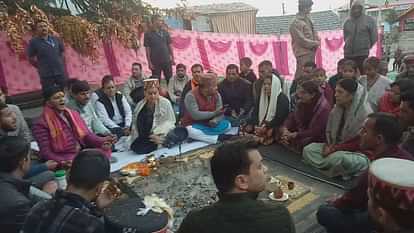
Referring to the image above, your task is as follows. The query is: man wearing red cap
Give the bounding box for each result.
[289,0,320,80]
[396,55,414,81]
[368,158,414,233]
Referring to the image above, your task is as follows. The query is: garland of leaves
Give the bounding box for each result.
[54,16,99,59]
[0,0,194,59]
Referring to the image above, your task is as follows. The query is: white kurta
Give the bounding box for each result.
[360,75,391,112]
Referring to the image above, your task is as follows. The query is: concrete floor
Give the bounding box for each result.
[265,159,343,233]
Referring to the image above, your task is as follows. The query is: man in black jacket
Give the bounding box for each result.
[0,136,33,233]
[218,64,253,126]
[22,149,115,233]
[177,138,295,233]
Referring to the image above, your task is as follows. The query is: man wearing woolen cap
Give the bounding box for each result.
[368,158,414,233]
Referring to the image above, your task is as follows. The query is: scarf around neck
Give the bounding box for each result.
[43,104,88,152]
[191,78,199,90]
[259,74,282,124]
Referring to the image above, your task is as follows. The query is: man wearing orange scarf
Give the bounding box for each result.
[32,87,114,164]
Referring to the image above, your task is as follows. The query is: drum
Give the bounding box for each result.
[104,197,169,233]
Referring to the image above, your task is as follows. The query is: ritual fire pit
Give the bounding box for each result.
[124,148,310,232]
[128,149,217,231]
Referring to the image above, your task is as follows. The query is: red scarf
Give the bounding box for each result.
[191,79,199,90]
[43,104,88,152]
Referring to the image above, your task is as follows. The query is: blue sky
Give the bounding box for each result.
[145,0,350,16]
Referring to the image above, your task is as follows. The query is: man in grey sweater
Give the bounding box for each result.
[343,0,378,74]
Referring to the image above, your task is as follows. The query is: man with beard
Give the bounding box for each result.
[0,103,58,191]
[122,63,147,107]
[367,158,414,233]
[67,80,113,137]
[316,113,412,233]
[27,20,66,90]
[218,64,253,126]
[343,0,378,74]
[168,64,190,109]
[179,64,204,120]
[0,87,31,142]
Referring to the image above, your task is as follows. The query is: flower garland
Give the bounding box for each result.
[54,16,99,59]
[0,1,188,59]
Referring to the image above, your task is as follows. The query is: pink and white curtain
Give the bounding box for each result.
[0,29,381,95]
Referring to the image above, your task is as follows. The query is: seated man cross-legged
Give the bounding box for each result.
[218,64,253,126]
[32,87,113,164]
[177,138,295,233]
[168,63,190,111]
[0,102,57,191]
[67,80,113,137]
[95,75,132,139]
[181,73,232,144]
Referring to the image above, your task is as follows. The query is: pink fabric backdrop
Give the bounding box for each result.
[0,29,381,95]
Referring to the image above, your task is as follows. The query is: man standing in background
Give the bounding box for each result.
[343,0,378,74]
[27,20,66,91]
[144,15,175,84]
[289,0,320,80]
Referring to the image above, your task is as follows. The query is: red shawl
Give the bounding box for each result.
[43,104,89,152]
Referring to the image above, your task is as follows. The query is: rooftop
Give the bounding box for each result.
[256,10,341,35]
[189,2,258,15]
[338,0,414,10]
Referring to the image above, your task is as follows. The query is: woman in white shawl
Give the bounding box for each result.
[303,78,373,179]
[130,79,176,154]
[242,74,290,145]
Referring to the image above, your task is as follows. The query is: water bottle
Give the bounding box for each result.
[55,170,67,190]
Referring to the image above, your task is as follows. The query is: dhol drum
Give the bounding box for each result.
[104,197,169,233]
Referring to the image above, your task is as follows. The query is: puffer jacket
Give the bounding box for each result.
[343,2,378,57]
[0,173,33,233]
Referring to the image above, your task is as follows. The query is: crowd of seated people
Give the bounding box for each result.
[1,51,414,233]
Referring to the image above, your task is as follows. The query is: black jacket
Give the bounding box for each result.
[218,78,253,115]
[240,70,257,84]
[177,192,295,233]
[22,190,105,233]
[179,81,193,120]
[0,173,32,233]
